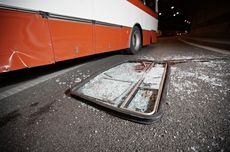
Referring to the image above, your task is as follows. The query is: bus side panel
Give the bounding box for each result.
[0,9,54,73]
[95,25,122,53]
[143,30,158,45]
[151,31,157,43]
[48,20,94,62]
[143,30,151,46]
[120,27,131,49]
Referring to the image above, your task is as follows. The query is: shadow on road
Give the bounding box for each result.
[0,50,125,89]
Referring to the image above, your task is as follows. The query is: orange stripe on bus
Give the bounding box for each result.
[127,0,158,19]
[48,19,94,62]
[143,30,157,45]
[151,31,157,43]
[48,20,132,60]
[95,25,131,53]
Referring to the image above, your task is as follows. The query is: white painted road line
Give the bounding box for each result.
[0,63,85,101]
[179,38,230,56]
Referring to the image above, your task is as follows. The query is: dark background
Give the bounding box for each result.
[158,0,230,39]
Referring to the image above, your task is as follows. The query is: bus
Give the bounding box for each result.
[0,0,159,73]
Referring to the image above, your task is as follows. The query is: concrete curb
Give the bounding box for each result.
[178,37,230,56]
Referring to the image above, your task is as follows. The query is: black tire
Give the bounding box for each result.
[126,26,142,54]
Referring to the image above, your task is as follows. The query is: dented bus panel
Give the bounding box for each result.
[0,9,54,72]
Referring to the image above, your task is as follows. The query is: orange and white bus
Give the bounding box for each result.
[0,0,158,73]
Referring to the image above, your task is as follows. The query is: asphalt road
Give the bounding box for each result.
[0,37,229,152]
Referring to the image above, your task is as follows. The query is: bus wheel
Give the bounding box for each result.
[127,26,142,54]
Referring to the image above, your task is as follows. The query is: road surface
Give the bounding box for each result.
[0,37,229,152]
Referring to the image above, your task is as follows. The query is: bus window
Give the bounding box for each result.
[140,0,146,5]
[145,0,156,12]
[155,0,158,13]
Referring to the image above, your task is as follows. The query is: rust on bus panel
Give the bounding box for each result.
[70,60,168,124]
[0,9,54,72]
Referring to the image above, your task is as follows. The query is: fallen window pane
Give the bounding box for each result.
[70,60,168,124]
